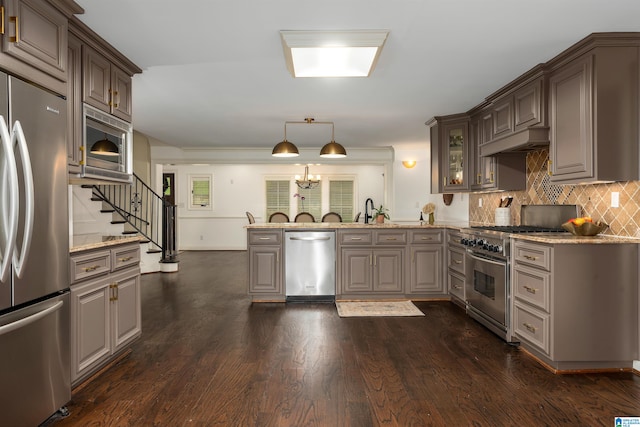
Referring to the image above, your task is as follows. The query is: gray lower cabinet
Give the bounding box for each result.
[70,243,141,385]
[337,229,406,297]
[446,229,466,304]
[408,229,444,296]
[511,239,638,370]
[247,230,283,300]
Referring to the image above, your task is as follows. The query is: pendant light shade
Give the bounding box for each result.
[320,140,347,158]
[91,135,119,156]
[272,139,299,157]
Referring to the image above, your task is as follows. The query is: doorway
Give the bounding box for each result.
[163,173,175,206]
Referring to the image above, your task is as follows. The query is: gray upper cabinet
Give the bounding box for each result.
[66,32,82,173]
[428,114,470,193]
[470,107,526,191]
[479,67,548,157]
[83,44,133,122]
[548,35,640,183]
[0,0,78,95]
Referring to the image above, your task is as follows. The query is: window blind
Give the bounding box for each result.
[329,180,354,222]
[266,180,290,219]
[297,185,322,221]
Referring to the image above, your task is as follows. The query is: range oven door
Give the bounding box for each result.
[465,251,507,331]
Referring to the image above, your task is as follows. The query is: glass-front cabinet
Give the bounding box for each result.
[428,114,469,193]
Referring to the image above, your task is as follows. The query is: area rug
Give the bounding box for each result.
[335,300,424,317]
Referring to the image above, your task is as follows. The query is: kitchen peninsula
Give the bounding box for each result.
[247,222,464,302]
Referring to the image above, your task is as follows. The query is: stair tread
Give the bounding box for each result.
[101,209,115,213]
[111,220,126,224]
[122,230,138,235]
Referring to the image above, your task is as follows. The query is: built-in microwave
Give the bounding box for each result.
[80,103,133,183]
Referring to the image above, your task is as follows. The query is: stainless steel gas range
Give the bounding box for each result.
[458,205,580,342]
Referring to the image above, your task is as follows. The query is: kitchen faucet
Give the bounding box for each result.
[364,198,374,224]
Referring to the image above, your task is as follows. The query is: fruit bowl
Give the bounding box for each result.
[561,220,608,236]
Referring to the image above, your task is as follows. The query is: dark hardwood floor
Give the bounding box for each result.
[56,251,640,426]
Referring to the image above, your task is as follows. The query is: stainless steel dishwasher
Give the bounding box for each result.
[285,231,336,302]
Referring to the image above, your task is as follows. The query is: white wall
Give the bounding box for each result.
[165,163,387,250]
[146,139,468,251]
[392,146,469,224]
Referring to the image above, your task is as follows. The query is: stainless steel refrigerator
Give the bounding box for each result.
[0,71,71,426]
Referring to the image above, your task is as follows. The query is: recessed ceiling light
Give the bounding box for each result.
[280,30,389,78]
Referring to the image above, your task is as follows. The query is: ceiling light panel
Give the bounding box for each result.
[281,30,389,78]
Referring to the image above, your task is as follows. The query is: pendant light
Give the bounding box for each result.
[91,134,119,156]
[271,118,347,158]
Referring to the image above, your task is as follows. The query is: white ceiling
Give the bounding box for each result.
[75,0,640,152]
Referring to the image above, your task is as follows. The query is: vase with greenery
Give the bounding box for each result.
[372,205,389,223]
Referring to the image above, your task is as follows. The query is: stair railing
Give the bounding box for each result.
[90,173,178,263]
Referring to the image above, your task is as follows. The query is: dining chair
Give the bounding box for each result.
[269,212,289,223]
[294,212,315,223]
[353,212,361,223]
[321,212,342,223]
[245,211,255,224]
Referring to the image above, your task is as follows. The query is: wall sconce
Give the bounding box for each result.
[272,118,347,158]
[402,160,416,169]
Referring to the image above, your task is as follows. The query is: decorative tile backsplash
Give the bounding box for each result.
[468,148,640,237]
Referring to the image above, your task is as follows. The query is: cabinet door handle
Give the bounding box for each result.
[350,237,362,241]
[489,171,494,183]
[523,285,537,294]
[108,89,113,107]
[453,260,462,264]
[522,322,537,333]
[83,265,101,272]
[477,173,481,184]
[258,237,271,240]
[523,255,538,261]
[385,237,397,241]
[547,160,553,176]
[113,91,119,108]
[420,237,433,241]
[118,256,134,262]
[109,283,118,302]
[9,16,18,43]
[1,7,4,35]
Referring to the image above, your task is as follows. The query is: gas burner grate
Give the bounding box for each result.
[471,225,565,233]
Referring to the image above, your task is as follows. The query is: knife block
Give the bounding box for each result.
[495,208,511,226]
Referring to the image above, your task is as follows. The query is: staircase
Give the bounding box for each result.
[81,173,178,273]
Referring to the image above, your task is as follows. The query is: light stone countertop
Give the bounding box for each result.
[511,233,640,244]
[70,234,142,253]
[245,221,468,230]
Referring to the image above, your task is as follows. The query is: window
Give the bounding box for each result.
[295,185,322,221]
[189,174,212,210]
[329,180,354,222]
[266,180,290,219]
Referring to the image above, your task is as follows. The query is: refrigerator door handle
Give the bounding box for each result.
[11,121,33,278]
[0,300,63,336]
[0,116,18,283]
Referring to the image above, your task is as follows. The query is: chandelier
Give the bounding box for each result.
[295,165,320,189]
[272,117,347,158]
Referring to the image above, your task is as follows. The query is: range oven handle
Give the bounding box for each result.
[467,250,507,267]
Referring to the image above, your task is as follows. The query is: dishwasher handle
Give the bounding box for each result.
[289,236,331,241]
